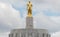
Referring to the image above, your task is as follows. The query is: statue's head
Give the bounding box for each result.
[29,1,31,3]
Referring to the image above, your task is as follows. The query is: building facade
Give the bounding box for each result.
[9,1,50,37]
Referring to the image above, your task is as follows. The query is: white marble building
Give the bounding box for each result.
[9,1,50,37]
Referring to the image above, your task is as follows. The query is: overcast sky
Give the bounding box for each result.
[0,0,60,37]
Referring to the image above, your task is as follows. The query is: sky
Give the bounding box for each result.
[0,0,60,37]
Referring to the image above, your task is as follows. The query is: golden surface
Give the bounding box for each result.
[27,1,32,17]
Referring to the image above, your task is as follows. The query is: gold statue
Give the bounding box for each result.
[27,1,32,17]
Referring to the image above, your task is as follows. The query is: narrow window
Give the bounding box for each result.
[37,33,39,37]
[43,33,44,37]
[9,34,10,37]
[49,34,50,37]
[21,33,25,37]
[21,34,23,37]
[47,34,48,37]
[15,33,17,37]
[11,34,13,37]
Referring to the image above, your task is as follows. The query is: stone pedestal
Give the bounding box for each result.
[26,17,33,29]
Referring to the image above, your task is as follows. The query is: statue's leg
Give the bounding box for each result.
[28,9,29,14]
[30,10,32,14]
[28,10,30,15]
